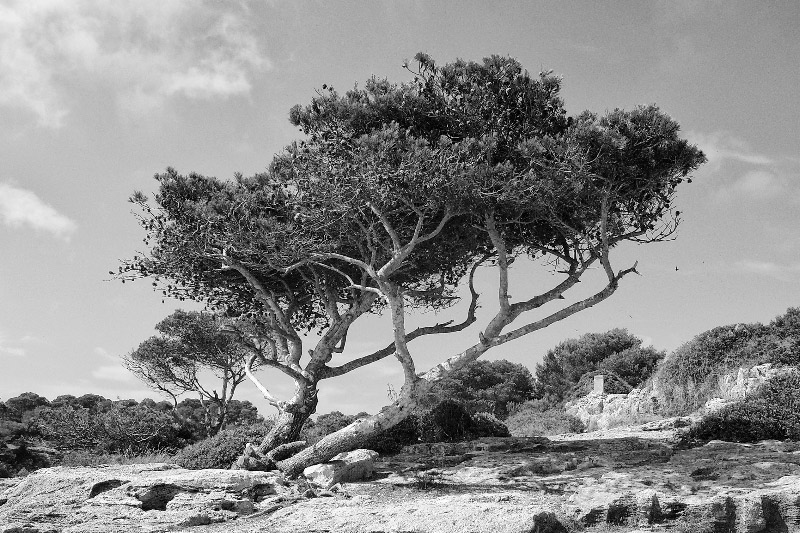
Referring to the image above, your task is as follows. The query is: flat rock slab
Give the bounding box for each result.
[188,436,800,533]
[0,463,287,533]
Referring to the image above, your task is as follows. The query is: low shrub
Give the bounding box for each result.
[469,412,510,438]
[60,450,174,467]
[172,422,272,470]
[505,402,585,436]
[417,400,473,443]
[684,370,800,444]
[364,415,420,454]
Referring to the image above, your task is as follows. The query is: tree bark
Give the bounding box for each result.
[232,380,318,470]
[276,381,429,477]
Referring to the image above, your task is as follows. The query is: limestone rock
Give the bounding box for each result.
[303,449,378,488]
[0,463,287,532]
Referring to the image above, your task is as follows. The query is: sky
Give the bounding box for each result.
[1,0,798,416]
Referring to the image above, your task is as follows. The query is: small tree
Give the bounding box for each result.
[120,53,704,475]
[123,310,260,436]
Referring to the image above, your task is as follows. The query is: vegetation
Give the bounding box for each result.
[533,329,664,405]
[120,52,703,475]
[684,370,800,444]
[505,401,585,436]
[425,359,534,419]
[0,392,263,476]
[655,307,800,415]
[173,422,274,470]
[123,310,263,436]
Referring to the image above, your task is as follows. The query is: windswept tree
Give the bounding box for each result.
[123,310,261,436]
[120,53,705,475]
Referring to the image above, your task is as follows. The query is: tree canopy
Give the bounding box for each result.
[120,53,705,474]
[123,310,261,436]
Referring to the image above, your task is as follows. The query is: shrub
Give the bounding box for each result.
[655,307,800,415]
[533,329,664,406]
[364,415,420,454]
[469,412,510,438]
[425,360,536,420]
[684,370,800,444]
[505,402,585,436]
[172,422,273,470]
[417,400,473,443]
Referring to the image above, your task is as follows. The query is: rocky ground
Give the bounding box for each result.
[2,422,800,533]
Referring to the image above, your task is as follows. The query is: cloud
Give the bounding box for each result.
[0,182,77,238]
[689,131,774,170]
[0,0,271,127]
[91,364,135,382]
[736,260,800,283]
[0,330,28,357]
[731,170,784,199]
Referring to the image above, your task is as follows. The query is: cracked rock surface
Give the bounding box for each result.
[3,431,800,533]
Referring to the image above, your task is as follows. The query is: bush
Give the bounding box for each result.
[505,402,585,436]
[469,412,510,438]
[425,360,535,420]
[655,307,800,415]
[172,422,273,470]
[684,371,800,444]
[533,329,664,406]
[417,400,473,443]
[364,415,420,454]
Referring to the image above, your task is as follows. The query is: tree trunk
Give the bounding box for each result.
[276,387,422,478]
[232,381,318,470]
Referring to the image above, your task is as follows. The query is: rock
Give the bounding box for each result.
[303,449,378,488]
[0,463,287,532]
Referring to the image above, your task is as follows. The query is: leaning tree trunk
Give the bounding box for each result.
[275,385,424,478]
[232,381,318,470]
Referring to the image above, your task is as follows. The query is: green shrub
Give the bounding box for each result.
[684,371,800,444]
[505,402,584,436]
[172,422,272,470]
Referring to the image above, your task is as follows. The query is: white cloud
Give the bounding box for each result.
[0,346,26,357]
[92,364,134,382]
[736,260,800,283]
[689,131,774,170]
[0,0,271,127]
[0,330,26,357]
[731,170,784,199]
[0,182,77,238]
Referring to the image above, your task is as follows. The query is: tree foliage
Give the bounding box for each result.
[425,359,535,419]
[533,329,665,404]
[123,310,259,436]
[119,53,704,474]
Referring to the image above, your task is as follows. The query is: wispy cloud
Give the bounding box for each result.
[91,364,135,382]
[689,131,774,169]
[0,0,271,127]
[688,131,800,202]
[0,182,77,238]
[736,260,800,283]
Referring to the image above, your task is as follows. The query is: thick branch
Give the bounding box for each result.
[320,257,483,379]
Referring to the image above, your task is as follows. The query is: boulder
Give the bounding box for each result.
[303,449,379,488]
[0,463,287,532]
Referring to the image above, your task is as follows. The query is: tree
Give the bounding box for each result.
[120,53,705,476]
[425,359,535,419]
[122,310,260,437]
[532,329,665,403]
